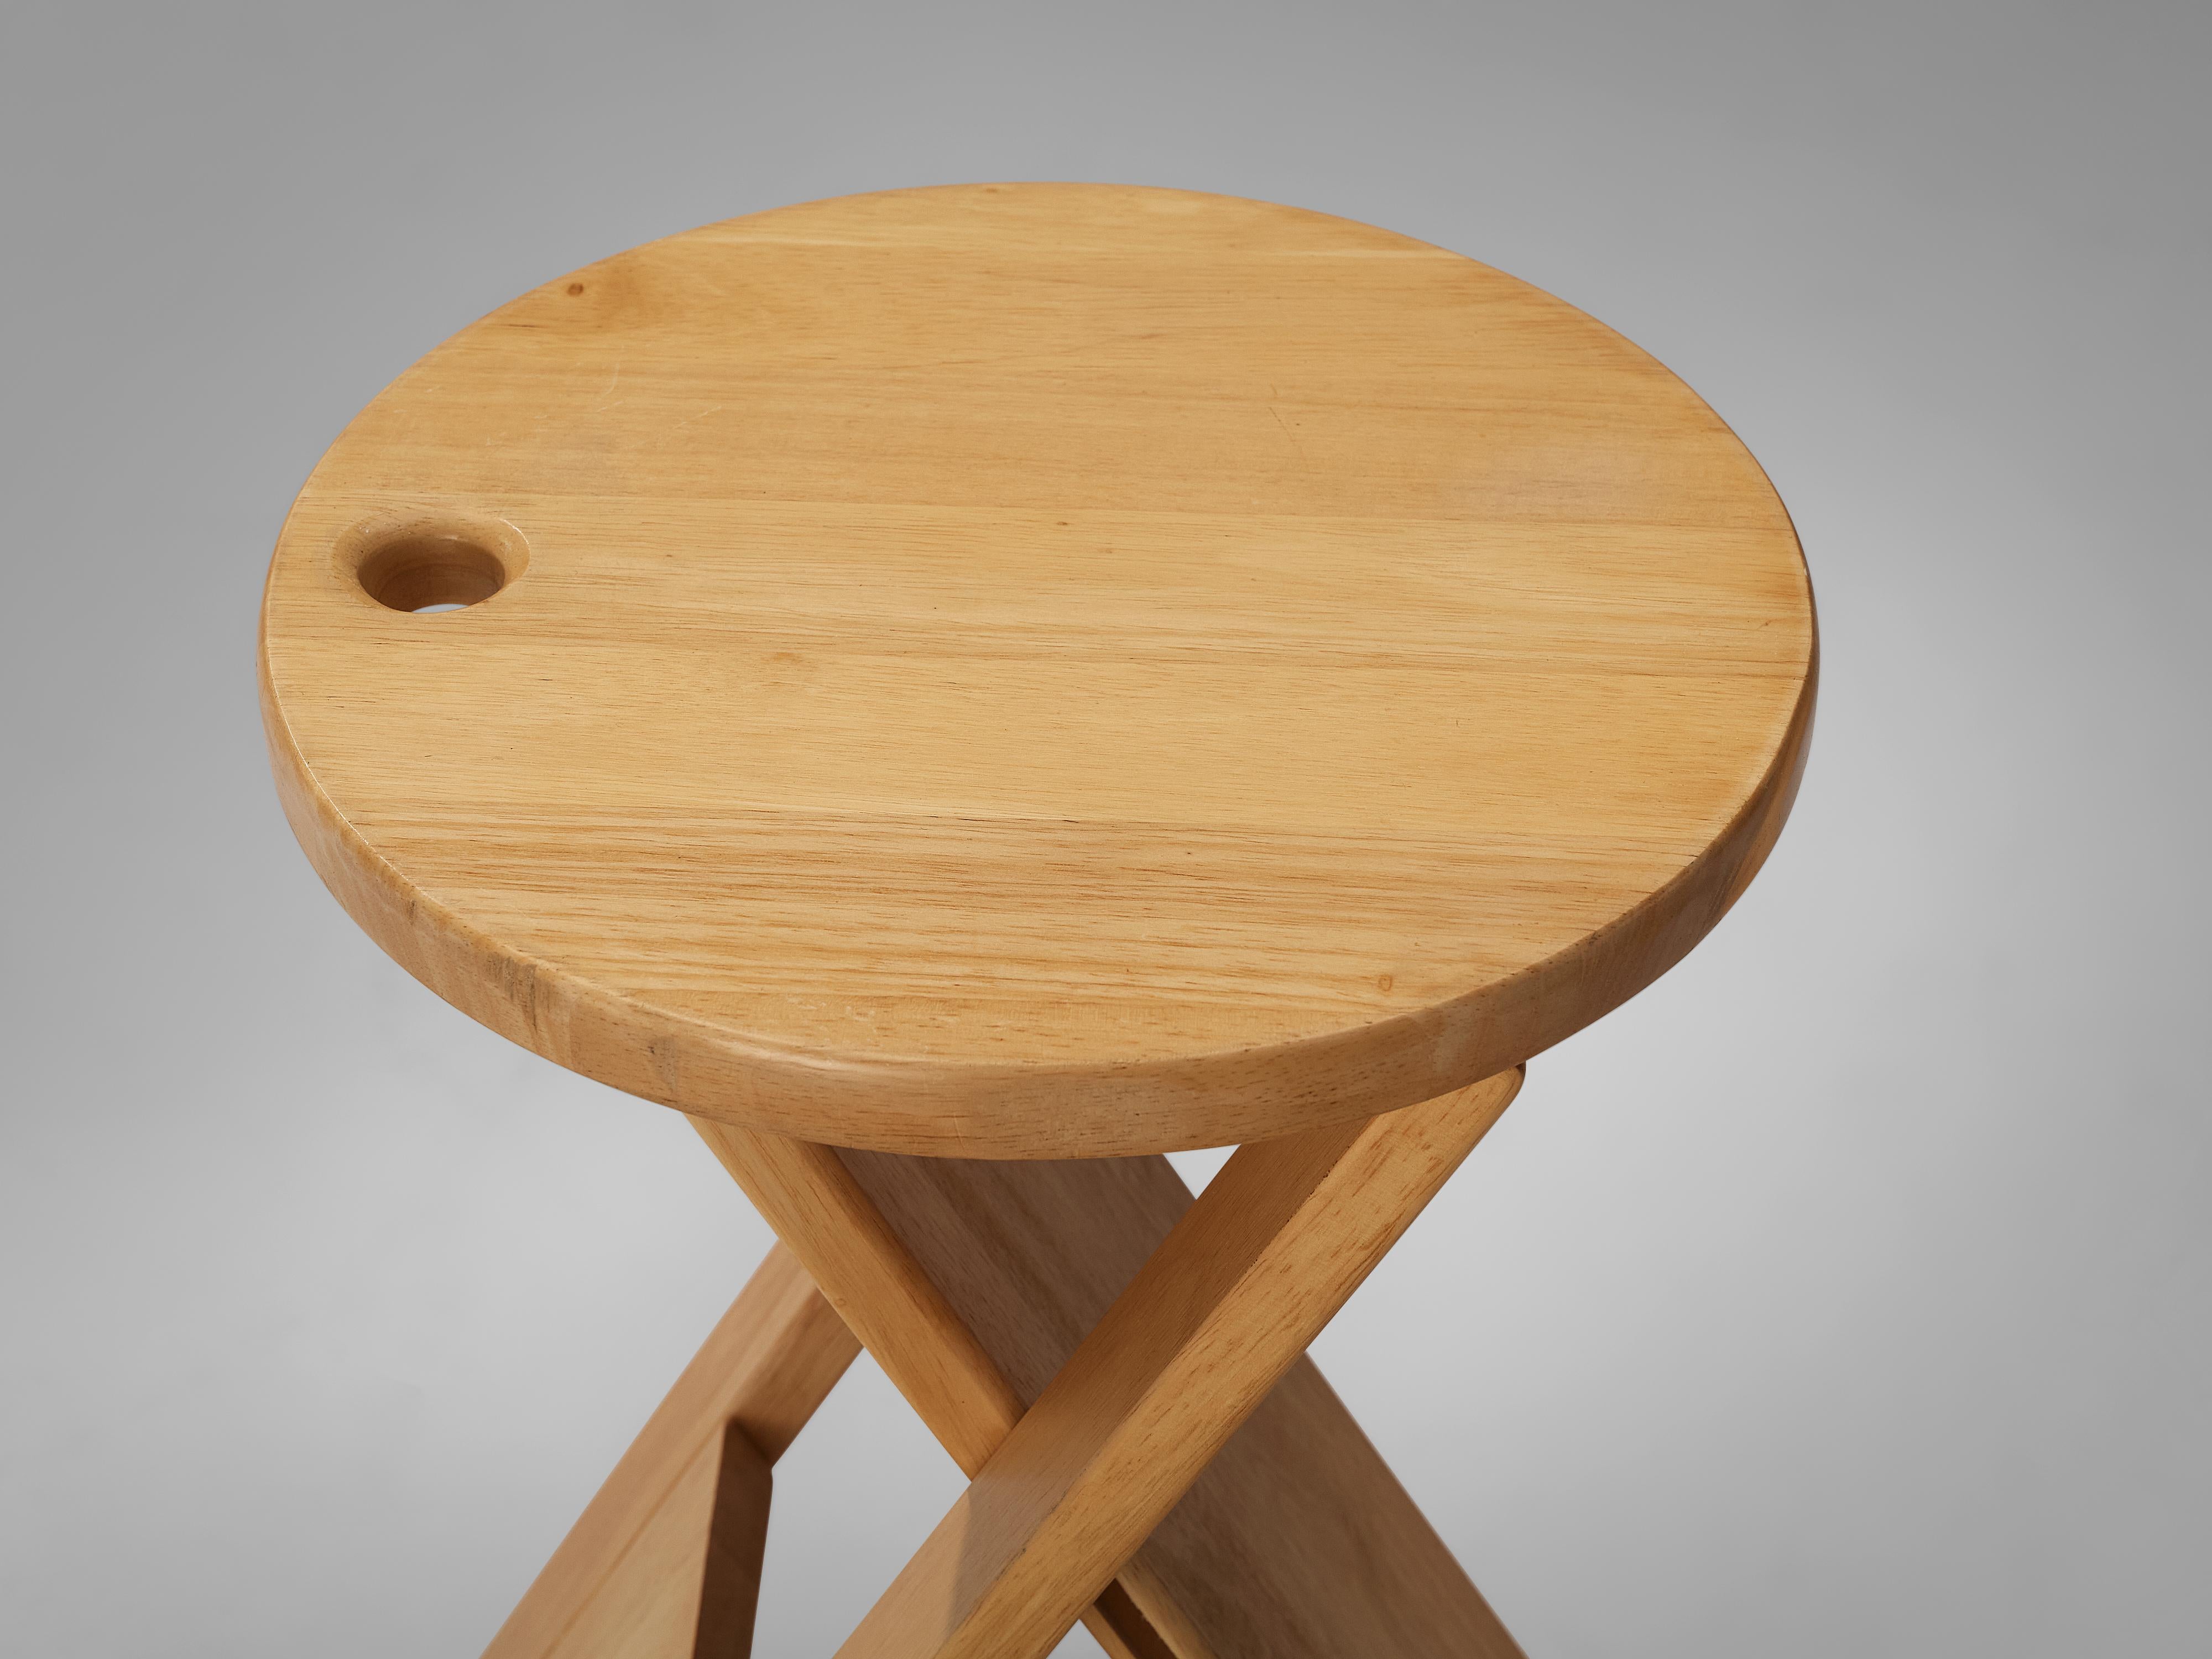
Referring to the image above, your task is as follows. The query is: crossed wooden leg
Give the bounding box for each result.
[487,1070,1525,1659]
[482,1245,858,1659]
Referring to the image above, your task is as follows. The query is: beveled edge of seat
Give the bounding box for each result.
[258,608,1814,1159]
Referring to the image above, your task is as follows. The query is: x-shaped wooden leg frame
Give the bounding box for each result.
[485,1068,1526,1659]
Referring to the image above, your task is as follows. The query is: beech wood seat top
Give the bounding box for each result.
[259,183,1815,1158]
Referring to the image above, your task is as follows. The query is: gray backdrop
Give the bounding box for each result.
[2,3,2205,1655]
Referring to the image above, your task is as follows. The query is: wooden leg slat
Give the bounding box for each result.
[830,1069,1521,1659]
[692,1424,773,1659]
[835,1135,1526,1659]
[690,1121,1176,1657]
[481,1244,858,1659]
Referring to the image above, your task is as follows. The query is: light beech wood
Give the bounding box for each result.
[691,1426,774,1659]
[690,1112,1522,1656]
[688,1119,1171,1657]
[482,1244,857,1659]
[514,1105,1526,1659]
[834,1141,1523,1657]
[690,1123,1028,1471]
[259,182,1815,1158]
[832,1067,1521,1659]
[263,183,1812,1653]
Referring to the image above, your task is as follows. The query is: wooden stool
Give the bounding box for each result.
[259,184,1815,1659]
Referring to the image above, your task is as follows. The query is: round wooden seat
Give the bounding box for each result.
[259,182,1815,1158]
